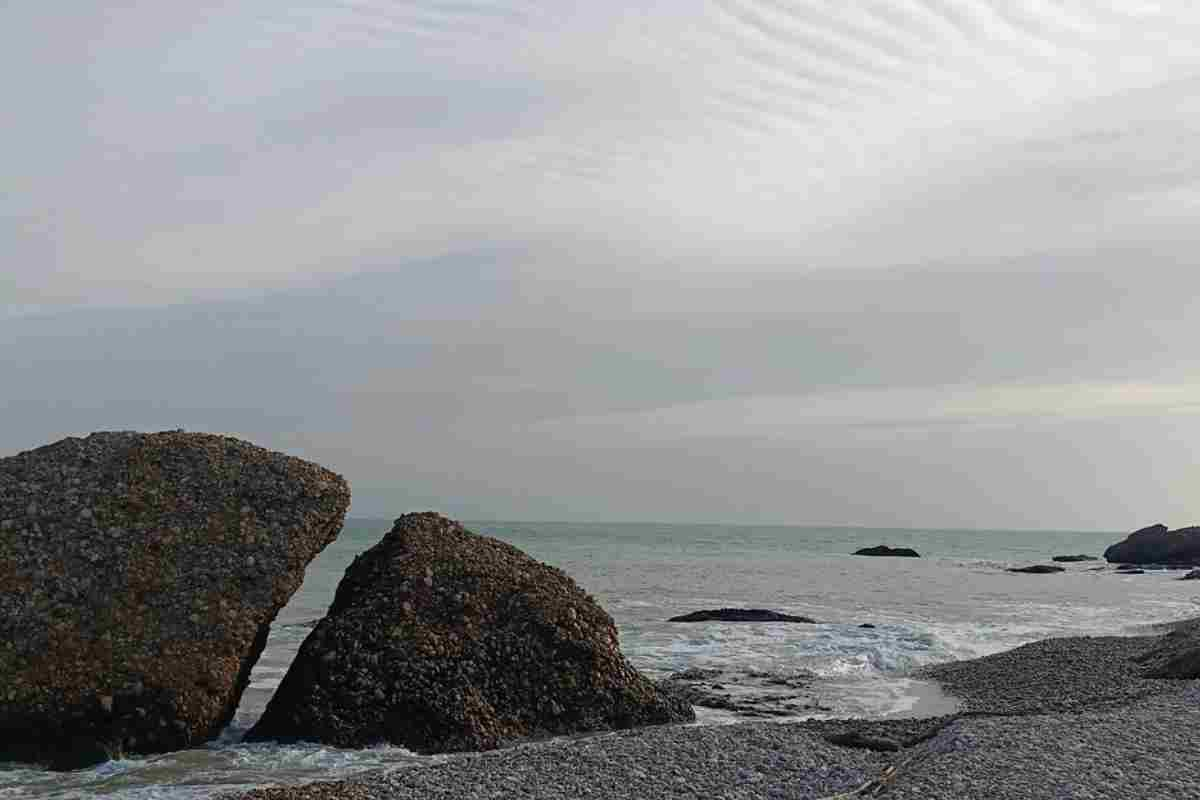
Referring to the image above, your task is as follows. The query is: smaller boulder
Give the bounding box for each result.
[853,546,920,558]
[668,609,816,623]
[246,513,692,753]
[1051,555,1096,563]
[1180,569,1200,581]
[1006,565,1065,574]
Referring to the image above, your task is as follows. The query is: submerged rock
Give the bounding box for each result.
[1051,554,1096,562]
[655,667,826,718]
[0,431,349,770]
[667,609,817,623]
[852,545,920,557]
[1103,524,1200,566]
[1006,565,1066,574]
[246,513,692,752]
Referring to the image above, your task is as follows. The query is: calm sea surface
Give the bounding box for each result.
[6,520,1199,798]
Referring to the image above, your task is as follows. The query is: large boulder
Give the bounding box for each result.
[1103,524,1200,566]
[246,513,693,752]
[0,431,350,770]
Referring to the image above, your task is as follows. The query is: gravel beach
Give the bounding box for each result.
[232,620,1200,800]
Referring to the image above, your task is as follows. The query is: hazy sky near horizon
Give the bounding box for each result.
[4,2,1200,529]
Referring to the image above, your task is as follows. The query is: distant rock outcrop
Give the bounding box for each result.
[852,546,920,558]
[1006,565,1066,574]
[0,431,350,770]
[246,513,693,752]
[1103,524,1200,566]
[668,609,817,623]
[1051,555,1096,562]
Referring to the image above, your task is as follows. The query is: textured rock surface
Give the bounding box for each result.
[853,545,920,557]
[666,608,816,623]
[0,431,350,769]
[1134,620,1200,679]
[1104,523,1200,565]
[655,667,829,718]
[246,512,693,752]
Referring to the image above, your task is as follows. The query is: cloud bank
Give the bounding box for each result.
[3,2,1199,528]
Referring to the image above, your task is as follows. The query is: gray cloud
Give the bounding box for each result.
[3,2,1200,528]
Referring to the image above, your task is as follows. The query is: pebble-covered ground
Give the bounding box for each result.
[883,687,1200,799]
[917,634,1175,714]
[231,623,1200,800]
[234,722,891,800]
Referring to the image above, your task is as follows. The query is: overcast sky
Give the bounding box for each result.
[4,2,1200,529]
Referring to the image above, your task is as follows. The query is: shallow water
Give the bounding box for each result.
[5,520,1198,798]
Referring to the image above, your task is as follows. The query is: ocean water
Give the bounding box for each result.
[6,520,1200,798]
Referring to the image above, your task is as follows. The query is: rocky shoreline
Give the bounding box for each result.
[229,618,1200,800]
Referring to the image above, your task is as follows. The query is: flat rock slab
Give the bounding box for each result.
[655,667,828,718]
[667,608,817,623]
[1006,565,1066,574]
[0,431,349,769]
[1051,554,1096,562]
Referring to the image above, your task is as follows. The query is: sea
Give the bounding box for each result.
[5,519,1199,799]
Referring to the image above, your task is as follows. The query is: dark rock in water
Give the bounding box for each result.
[1006,565,1066,574]
[1115,566,1146,575]
[0,431,350,770]
[825,731,902,752]
[247,513,692,752]
[1051,554,1096,562]
[853,545,920,557]
[1180,569,1200,581]
[858,623,876,629]
[667,609,817,623]
[1103,523,1200,566]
